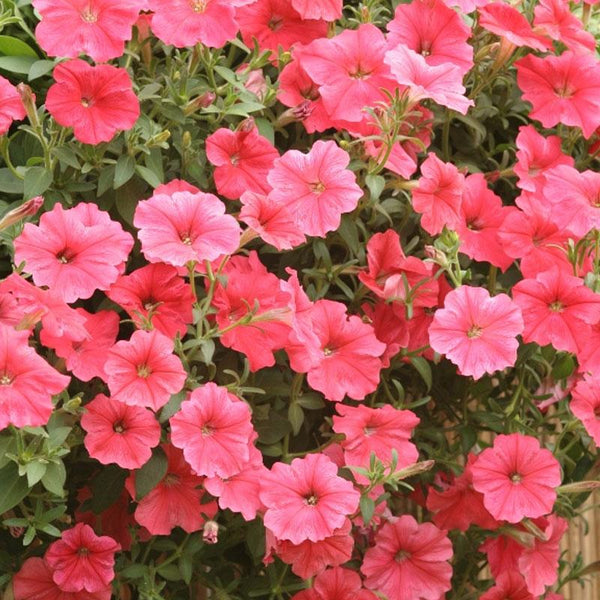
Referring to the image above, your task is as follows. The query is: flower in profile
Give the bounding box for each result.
[0,323,70,431]
[134,189,241,267]
[13,557,112,600]
[0,75,26,135]
[267,140,363,238]
[46,59,139,145]
[287,299,386,402]
[105,329,187,411]
[107,263,194,339]
[45,523,120,593]
[14,202,134,303]
[570,375,600,447]
[32,0,142,62]
[81,393,161,469]
[429,285,524,380]
[260,453,360,544]
[361,515,453,600]
[125,443,218,535]
[471,433,562,523]
[515,51,600,138]
[206,124,279,200]
[170,382,256,478]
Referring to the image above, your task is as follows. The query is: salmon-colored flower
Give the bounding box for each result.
[0,75,26,135]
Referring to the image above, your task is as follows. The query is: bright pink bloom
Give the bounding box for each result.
[107,263,194,339]
[206,125,279,200]
[267,140,363,238]
[134,189,241,266]
[0,76,26,135]
[515,51,600,138]
[429,285,524,379]
[412,153,465,235]
[512,268,600,354]
[479,3,552,50]
[426,454,499,531]
[333,404,420,480]
[170,382,256,478]
[287,299,385,402]
[81,393,161,469]
[40,308,119,382]
[361,515,453,600]
[578,321,600,375]
[514,125,574,193]
[291,0,341,20]
[239,191,306,250]
[154,179,200,195]
[148,0,238,48]
[298,24,397,123]
[46,59,139,145]
[32,0,142,62]
[105,329,187,411]
[13,557,111,600]
[362,301,409,367]
[480,572,535,600]
[45,523,120,593]
[387,0,473,75]
[292,567,377,600]
[570,375,600,446]
[272,520,354,579]
[260,453,360,544]
[236,0,328,54]
[125,444,217,535]
[0,323,70,430]
[14,202,133,303]
[211,252,293,371]
[471,433,562,523]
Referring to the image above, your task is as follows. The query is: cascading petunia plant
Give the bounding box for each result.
[1,0,600,599]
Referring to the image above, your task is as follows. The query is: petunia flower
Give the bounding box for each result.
[471,433,562,523]
[570,375,600,446]
[290,0,342,20]
[14,202,134,303]
[81,393,161,469]
[361,515,453,600]
[292,567,378,600]
[105,329,187,411]
[260,453,360,544]
[134,189,241,267]
[32,0,142,62]
[0,75,26,135]
[45,523,120,593]
[428,285,524,380]
[45,59,140,145]
[170,382,256,479]
[480,572,535,600]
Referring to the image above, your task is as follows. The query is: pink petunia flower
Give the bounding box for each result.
[12,557,111,600]
[471,433,562,523]
[361,515,453,600]
[515,50,600,138]
[0,323,70,431]
[291,0,341,20]
[480,572,535,600]
[46,59,140,145]
[105,329,187,411]
[148,0,238,48]
[125,443,218,536]
[81,393,161,469]
[14,202,134,303]
[428,285,524,380]
[134,189,241,267]
[570,375,600,446]
[107,263,194,339]
[170,382,256,479]
[40,308,119,382]
[32,0,142,62]
[260,453,360,544]
[267,140,363,238]
[387,0,473,75]
[45,523,120,593]
[292,567,377,600]
[0,75,26,135]
[361,301,410,367]
[287,299,386,402]
[205,124,279,200]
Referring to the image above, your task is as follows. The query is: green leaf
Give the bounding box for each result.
[0,36,38,58]
[287,402,304,436]
[0,168,24,194]
[365,174,385,201]
[360,495,375,525]
[97,164,115,197]
[113,155,136,189]
[52,146,80,170]
[25,461,47,487]
[296,393,324,410]
[0,435,16,469]
[135,164,161,188]
[410,356,432,391]
[28,60,55,81]
[41,461,66,497]
[157,563,181,581]
[179,555,193,585]
[254,410,292,445]
[552,354,575,380]
[0,462,30,514]
[135,446,168,501]
[0,55,37,74]
[90,466,127,514]
[23,166,52,199]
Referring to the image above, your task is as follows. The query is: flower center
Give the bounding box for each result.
[137,364,151,378]
[201,424,214,437]
[163,473,180,487]
[230,153,240,166]
[467,324,483,339]
[466,217,484,231]
[113,420,125,434]
[0,373,12,385]
[349,64,372,79]
[80,96,93,108]
[268,15,283,31]
[80,5,98,23]
[305,494,318,506]
[78,547,90,557]
[180,232,193,245]
[510,472,522,484]
[323,347,333,356]
[594,405,600,419]
[189,0,208,12]
[56,248,74,264]
[554,83,573,99]
[310,181,326,194]
[363,426,376,436]
[395,549,411,562]
[549,301,563,313]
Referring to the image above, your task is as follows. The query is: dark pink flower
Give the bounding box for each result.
[0,75,26,135]
[570,375,600,447]
[480,572,535,600]
[291,0,341,20]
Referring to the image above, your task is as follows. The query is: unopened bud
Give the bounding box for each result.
[183,91,217,115]
[182,131,192,149]
[16,83,38,128]
[203,520,219,544]
[0,196,43,231]
[558,480,600,494]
